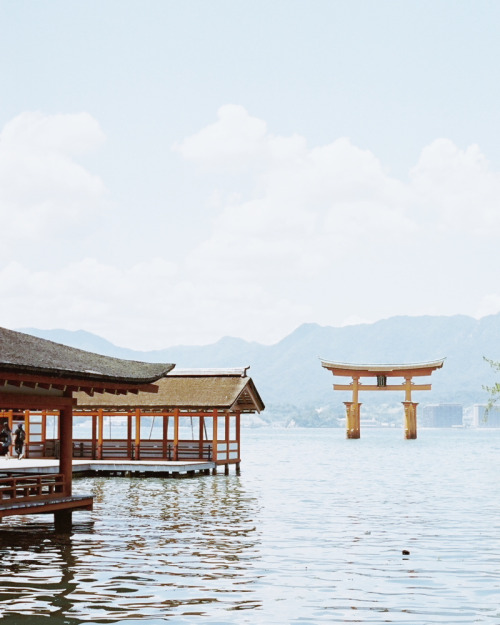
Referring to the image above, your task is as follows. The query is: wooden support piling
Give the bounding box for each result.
[403,401,418,439]
[344,401,361,439]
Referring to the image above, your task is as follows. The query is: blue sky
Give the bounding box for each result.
[1,1,500,348]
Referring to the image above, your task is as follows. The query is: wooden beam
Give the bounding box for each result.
[325,368,439,378]
[0,394,76,409]
[333,384,432,392]
[0,373,160,394]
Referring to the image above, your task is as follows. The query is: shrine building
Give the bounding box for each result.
[0,326,173,530]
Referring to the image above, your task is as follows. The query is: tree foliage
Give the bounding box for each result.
[483,357,500,409]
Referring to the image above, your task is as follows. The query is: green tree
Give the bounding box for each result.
[483,357,500,418]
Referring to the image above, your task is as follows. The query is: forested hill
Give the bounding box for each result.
[19,313,500,409]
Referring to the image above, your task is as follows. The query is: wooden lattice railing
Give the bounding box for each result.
[0,473,64,504]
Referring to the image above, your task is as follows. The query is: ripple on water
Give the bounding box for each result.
[0,429,499,623]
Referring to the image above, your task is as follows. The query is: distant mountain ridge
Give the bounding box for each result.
[18,314,500,409]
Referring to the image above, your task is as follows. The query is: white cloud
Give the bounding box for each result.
[173,107,500,340]
[0,111,105,155]
[410,138,500,235]
[175,104,269,173]
[0,111,107,255]
[0,257,306,349]
[3,106,500,349]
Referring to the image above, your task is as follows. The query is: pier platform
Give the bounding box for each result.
[0,458,216,478]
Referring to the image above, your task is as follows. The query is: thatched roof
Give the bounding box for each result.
[75,368,265,413]
[0,326,174,384]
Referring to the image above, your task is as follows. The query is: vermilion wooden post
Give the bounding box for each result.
[224,412,230,474]
[91,413,97,458]
[6,410,13,457]
[135,409,141,460]
[235,409,241,473]
[403,401,418,439]
[59,397,73,498]
[97,409,104,459]
[162,413,169,459]
[173,408,179,460]
[199,415,204,460]
[212,409,218,473]
[344,401,361,439]
[41,410,46,457]
[127,413,133,459]
[53,392,74,532]
[25,410,30,458]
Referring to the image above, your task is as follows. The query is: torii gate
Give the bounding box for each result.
[320,359,445,439]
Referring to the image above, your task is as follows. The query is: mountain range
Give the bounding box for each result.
[18,314,500,413]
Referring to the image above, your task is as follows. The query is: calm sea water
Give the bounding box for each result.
[1,428,499,624]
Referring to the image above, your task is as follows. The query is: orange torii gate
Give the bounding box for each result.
[320,359,445,439]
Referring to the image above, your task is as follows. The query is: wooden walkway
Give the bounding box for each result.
[0,457,217,478]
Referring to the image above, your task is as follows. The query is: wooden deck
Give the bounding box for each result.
[0,494,93,518]
[0,472,93,526]
[0,457,217,478]
[0,458,217,526]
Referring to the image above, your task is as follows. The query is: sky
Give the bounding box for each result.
[1,0,500,350]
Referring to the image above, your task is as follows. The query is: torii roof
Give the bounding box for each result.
[320,358,445,377]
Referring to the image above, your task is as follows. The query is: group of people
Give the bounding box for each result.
[0,422,26,460]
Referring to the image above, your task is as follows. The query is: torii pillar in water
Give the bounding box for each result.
[320,359,445,439]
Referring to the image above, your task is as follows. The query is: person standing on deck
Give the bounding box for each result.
[14,424,25,459]
[0,423,12,459]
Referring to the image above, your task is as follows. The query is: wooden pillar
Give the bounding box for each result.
[212,409,218,473]
[162,413,169,459]
[352,375,359,404]
[224,411,230,473]
[24,410,30,458]
[5,410,13,458]
[55,392,74,532]
[344,375,361,439]
[41,410,47,443]
[235,409,241,471]
[404,376,413,402]
[198,415,204,460]
[97,409,104,459]
[135,409,141,460]
[225,412,230,444]
[127,413,133,459]
[91,413,96,459]
[344,401,361,439]
[173,408,179,461]
[403,401,418,439]
[59,400,73,497]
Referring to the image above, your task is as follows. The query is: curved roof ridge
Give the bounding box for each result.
[0,326,174,384]
[320,358,445,374]
[168,366,250,378]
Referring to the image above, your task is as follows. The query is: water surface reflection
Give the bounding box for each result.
[1,430,500,624]
[0,474,262,623]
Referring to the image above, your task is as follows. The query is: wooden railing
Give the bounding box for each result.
[21,439,240,463]
[70,438,217,461]
[0,473,64,505]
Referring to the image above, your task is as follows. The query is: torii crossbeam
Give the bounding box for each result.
[320,359,445,439]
